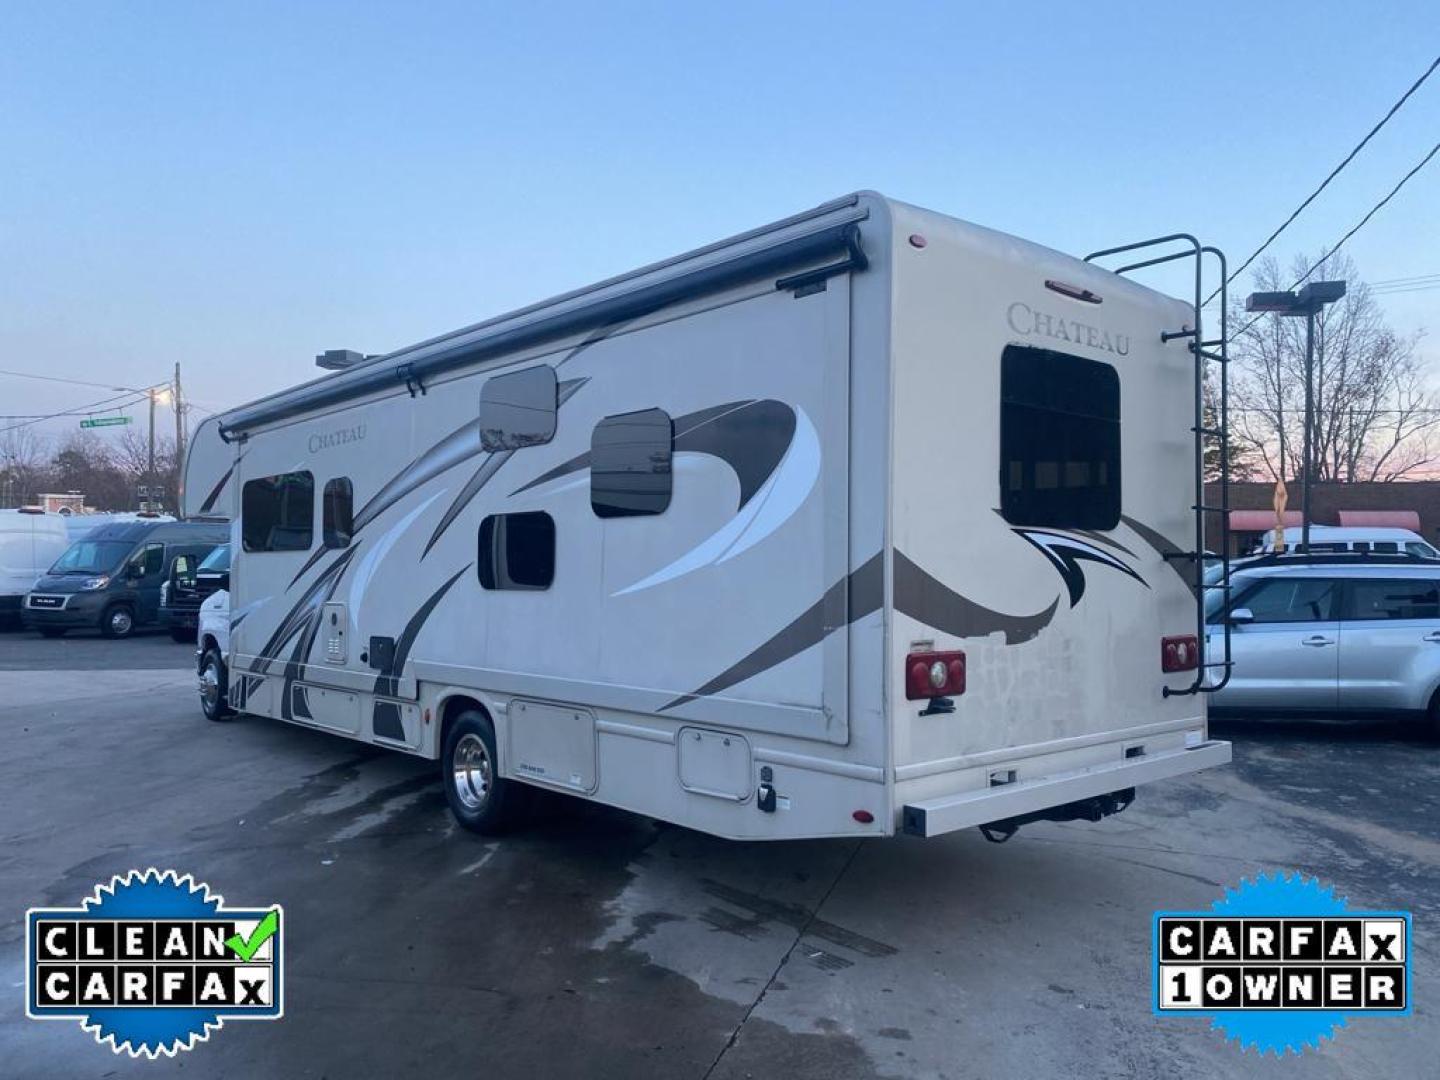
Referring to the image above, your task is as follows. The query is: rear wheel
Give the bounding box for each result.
[442,709,527,834]
[199,646,232,721]
[100,604,135,639]
[1426,690,1440,742]
[170,625,196,643]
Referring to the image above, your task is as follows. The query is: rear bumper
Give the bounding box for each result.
[901,739,1231,838]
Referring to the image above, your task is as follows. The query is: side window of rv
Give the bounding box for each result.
[479,366,558,451]
[323,477,354,549]
[591,408,674,518]
[478,511,555,590]
[241,471,315,552]
[999,345,1120,530]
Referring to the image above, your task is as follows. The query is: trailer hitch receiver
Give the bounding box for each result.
[978,787,1136,844]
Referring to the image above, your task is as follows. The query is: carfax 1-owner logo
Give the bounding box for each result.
[1154,871,1412,1055]
[25,869,283,1057]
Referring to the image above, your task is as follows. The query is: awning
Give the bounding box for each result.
[1336,509,1420,530]
[1228,510,1302,531]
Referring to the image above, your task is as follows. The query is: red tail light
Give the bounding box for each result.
[906,650,966,700]
[1161,635,1199,673]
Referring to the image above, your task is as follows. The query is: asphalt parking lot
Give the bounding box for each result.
[1,630,1435,1079]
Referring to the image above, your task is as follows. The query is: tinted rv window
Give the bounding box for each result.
[591,408,673,518]
[478,511,554,590]
[241,471,314,552]
[323,477,353,549]
[1000,345,1120,529]
[480,366,558,451]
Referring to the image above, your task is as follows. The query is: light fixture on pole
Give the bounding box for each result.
[1244,281,1346,552]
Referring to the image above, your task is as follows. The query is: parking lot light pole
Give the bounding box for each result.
[1245,281,1347,552]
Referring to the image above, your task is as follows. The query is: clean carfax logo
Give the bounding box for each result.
[1154,872,1411,1055]
[25,869,283,1058]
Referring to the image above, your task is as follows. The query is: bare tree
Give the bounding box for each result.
[0,425,49,505]
[1230,251,1436,483]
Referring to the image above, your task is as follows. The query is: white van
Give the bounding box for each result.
[1252,526,1439,558]
[0,509,70,624]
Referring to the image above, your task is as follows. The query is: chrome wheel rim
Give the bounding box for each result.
[110,609,132,635]
[452,733,492,811]
[200,659,221,713]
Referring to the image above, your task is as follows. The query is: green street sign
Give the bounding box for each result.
[79,416,132,429]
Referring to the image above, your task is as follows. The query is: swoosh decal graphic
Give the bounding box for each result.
[373,565,471,698]
[420,377,589,559]
[1013,528,1147,607]
[659,552,883,712]
[197,464,234,515]
[1121,514,1198,593]
[614,406,820,595]
[893,550,1057,643]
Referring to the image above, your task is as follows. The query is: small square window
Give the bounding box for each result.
[478,511,555,590]
[591,408,673,518]
[242,471,314,552]
[323,477,353,549]
[480,366,557,451]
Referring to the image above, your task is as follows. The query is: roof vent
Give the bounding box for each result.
[316,349,370,371]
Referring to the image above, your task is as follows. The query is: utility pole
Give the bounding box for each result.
[173,362,184,512]
[147,388,156,510]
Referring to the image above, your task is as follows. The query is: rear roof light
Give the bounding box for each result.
[906,650,965,700]
[1044,279,1103,304]
[1162,635,1199,673]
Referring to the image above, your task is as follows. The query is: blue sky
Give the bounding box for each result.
[2,1,1437,437]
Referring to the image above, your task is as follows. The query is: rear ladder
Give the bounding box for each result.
[1084,234,1232,696]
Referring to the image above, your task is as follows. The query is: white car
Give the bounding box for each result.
[1251,525,1439,559]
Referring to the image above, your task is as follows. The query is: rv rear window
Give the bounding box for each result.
[241,471,314,552]
[591,408,674,518]
[323,477,353,549]
[480,366,558,452]
[1000,345,1120,529]
[478,511,555,590]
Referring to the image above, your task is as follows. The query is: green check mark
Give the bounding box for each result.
[225,909,279,961]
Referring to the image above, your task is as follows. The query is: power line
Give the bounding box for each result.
[0,390,154,436]
[1208,52,1440,305]
[1230,139,1440,342]
[0,368,155,393]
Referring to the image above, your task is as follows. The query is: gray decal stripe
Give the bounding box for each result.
[197,465,234,515]
[253,546,361,673]
[893,549,1057,644]
[421,378,589,559]
[374,565,471,697]
[509,398,794,512]
[1121,514,1197,593]
[659,552,883,712]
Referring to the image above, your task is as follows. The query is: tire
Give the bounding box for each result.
[170,625,196,644]
[442,709,528,835]
[37,627,67,638]
[199,646,233,721]
[100,604,135,639]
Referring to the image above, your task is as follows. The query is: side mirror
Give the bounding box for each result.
[1228,607,1255,625]
[126,563,144,581]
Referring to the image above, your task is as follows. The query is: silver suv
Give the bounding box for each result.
[1207,558,1440,734]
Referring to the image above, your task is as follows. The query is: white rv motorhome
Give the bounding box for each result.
[202,193,1232,840]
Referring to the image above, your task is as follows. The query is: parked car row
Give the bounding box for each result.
[1,510,228,639]
[1207,549,1440,735]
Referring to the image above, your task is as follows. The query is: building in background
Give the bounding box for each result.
[1205,481,1440,555]
[35,492,86,515]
